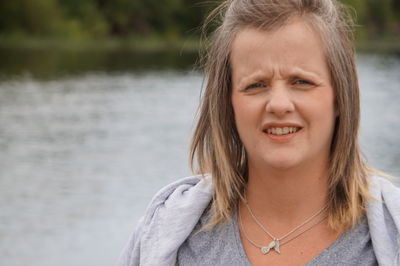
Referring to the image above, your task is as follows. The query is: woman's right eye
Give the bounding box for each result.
[245,82,266,90]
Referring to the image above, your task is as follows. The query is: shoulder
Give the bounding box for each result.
[367,175,400,230]
[369,175,400,203]
[144,175,213,220]
[118,175,214,266]
[140,174,214,243]
[366,175,400,266]
[368,175,400,219]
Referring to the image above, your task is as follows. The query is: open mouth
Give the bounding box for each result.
[263,126,302,136]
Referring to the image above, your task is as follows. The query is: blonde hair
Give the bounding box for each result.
[190,0,371,233]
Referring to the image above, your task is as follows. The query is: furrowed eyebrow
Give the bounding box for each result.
[287,68,321,81]
[235,71,269,89]
[234,67,324,89]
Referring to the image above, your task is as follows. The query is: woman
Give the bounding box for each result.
[118,0,400,265]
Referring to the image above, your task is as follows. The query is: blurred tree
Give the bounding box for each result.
[365,0,395,36]
[394,0,400,15]
[339,0,369,40]
[0,0,63,36]
[0,1,23,35]
[21,0,62,35]
[96,0,144,36]
[58,0,109,38]
[340,0,368,24]
[0,0,398,41]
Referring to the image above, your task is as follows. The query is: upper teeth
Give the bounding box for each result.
[266,127,299,135]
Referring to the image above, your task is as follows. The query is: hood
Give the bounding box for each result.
[118,175,400,266]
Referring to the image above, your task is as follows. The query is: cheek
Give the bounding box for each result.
[232,97,260,139]
[301,93,335,132]
[313,100,336,134]
[232,97,247,122]
[233,108,251,136]
[233,99,260,125]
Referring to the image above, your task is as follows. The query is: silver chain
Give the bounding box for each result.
[244,201,327,241]
[238,208,327,252]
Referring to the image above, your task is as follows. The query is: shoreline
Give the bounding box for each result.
[1,37,399,54]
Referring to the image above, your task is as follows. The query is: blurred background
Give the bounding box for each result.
[0,1,399,265]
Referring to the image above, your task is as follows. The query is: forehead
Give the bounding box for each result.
[230,18,329,79]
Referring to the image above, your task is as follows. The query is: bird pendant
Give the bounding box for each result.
[260,239,281,254]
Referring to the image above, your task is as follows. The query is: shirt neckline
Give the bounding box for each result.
[231,209,366,265]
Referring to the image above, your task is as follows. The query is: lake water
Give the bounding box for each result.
[0,52,399,266]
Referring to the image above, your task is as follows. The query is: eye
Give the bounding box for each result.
[292,79,315,89]
[293,79,312,85]
[245,82,266,90]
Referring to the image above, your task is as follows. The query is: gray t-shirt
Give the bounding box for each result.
[177,208,377,266]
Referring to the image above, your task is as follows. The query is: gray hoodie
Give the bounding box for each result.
[117,175,400,266]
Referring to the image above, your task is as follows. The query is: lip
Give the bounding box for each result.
[262,122,303,143]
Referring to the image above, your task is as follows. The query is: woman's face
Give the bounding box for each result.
[230,19,336,171]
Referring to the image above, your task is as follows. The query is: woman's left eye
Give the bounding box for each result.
[293,79,312,85]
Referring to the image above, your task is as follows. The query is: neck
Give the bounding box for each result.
[244,160,329,225]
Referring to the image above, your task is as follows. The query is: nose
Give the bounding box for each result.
[265,86,295,116]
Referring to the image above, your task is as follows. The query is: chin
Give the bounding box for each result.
[263,155,302,170]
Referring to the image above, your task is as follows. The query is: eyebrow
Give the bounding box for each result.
[288,67,322,81]
[235,70,266,90]
[235,67,324,89]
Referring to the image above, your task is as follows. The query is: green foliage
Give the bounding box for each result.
[0,0,398,42]
[340,0,368,24]
[0,0,62,36]
[58,0,109,38]
[365,0,394,36]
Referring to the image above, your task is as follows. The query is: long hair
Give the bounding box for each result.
[190,0,371,232]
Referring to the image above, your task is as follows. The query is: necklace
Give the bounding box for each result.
[239,201,327,255]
